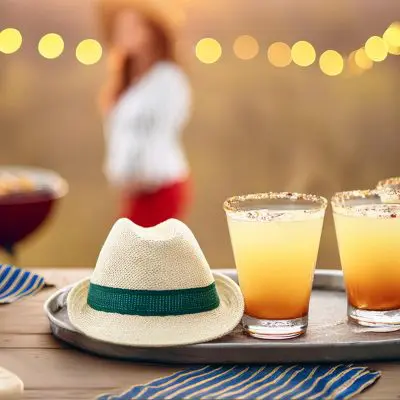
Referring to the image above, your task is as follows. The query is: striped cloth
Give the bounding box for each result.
[98,364,380,400]
[0,264,47,304]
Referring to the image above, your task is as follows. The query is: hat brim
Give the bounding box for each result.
[67,273,244,347]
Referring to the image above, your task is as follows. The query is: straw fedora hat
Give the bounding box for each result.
[67,218,244,347]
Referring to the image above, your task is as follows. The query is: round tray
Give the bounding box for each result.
[44,269,400,364]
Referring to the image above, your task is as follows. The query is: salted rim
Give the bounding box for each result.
[332,188,400,203]
[332,189,400,218]
[332,189,379,204]
[223,192,328,213]
[377,177,400,189]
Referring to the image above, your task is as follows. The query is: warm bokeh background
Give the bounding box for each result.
[0,0,399,268]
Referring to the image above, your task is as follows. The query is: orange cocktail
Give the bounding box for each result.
[333,190,400,328]
[224,192,327,339]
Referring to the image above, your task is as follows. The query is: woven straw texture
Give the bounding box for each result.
[67,218,244,347]
[91,218,214,290]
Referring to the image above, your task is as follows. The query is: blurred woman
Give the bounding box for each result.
[98,0,192,227]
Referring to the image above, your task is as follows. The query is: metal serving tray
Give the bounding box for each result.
[44,269,400,364]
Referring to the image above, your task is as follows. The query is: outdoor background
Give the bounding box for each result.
[0,0,399,268]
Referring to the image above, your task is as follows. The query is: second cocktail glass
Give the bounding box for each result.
[332,190,400,329]
[224,192,327,340]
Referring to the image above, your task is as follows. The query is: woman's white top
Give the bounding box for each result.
[103,61,191,190]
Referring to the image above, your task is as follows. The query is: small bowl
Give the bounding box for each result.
[0,166,68,253]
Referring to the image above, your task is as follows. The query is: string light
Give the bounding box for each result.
[233,35,259,60]
[1,20,399,73]
[354,48,373,70]
[0,28,22,54]
[267,42,292,67]
[365,36,388,62]
[38,33,64,59]
[388,46,400,55]
[319,50,344,76]
[76,39,103,65]
[291,41,316,67]
[383,22,400,48]
[195,38,222,64]
[347,51,365,76]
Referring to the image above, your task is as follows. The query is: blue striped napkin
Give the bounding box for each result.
[98,364,380,400]
[0,264,47,304]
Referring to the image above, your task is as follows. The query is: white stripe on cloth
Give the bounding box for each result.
[0,265,47,304]
[97,364,381,400]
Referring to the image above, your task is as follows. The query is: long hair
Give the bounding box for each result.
[98,0,178,114]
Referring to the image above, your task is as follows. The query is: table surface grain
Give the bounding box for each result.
[1,269,400,400]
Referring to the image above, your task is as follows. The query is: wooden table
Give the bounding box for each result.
[1,269,400,399]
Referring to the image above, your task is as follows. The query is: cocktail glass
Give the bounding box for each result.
[224,192,327,339]
[332,190,400,329]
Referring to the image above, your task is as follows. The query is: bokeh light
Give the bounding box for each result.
[319,50,344,76]
[291,41,316,67]
[195,38,222,64]
[388,45,400,55]
[76,39,103,65]
[364,36,388,62]
[354,48,374,70]
[38,33,64,59]
[233,35,259,60]
[267,42,292,67]
[347,51,365,76]
[383,22,400,48]
[0,28,22,54]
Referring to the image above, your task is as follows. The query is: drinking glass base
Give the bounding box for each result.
[242,314,307,340]
[348,304,400,330]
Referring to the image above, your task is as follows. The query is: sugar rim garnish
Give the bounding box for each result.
[332,189,400,218]
[224,192,327,222]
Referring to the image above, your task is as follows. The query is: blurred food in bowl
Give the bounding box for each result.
[0,166,68,254]
[0,172,36,196]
